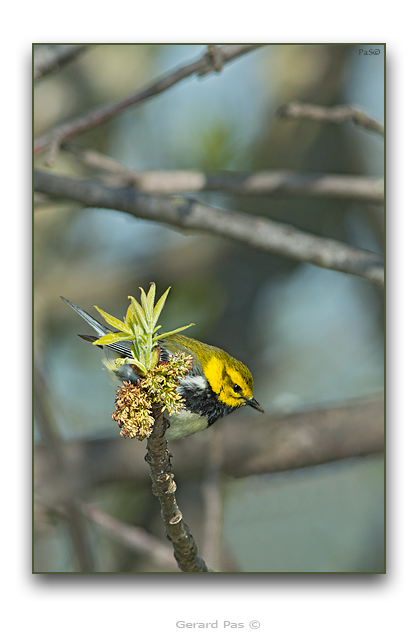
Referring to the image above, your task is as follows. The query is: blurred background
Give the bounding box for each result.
[34,44,384,573]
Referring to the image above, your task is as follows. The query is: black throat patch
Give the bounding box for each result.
[178,378,238,426]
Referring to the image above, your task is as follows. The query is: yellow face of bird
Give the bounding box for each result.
[202,353,255,409]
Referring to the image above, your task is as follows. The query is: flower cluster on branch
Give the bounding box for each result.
[112,353,193,440]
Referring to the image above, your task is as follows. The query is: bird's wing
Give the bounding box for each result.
[158,336,203,375]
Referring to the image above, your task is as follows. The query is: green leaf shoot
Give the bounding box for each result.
[93,283,194,374]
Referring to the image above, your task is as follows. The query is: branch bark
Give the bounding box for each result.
[144,406,212,572]
[34,44,262,160]
[277,103,384,136]
[62,143,384,204]
[34,45,90,81]
[34,170,384,286]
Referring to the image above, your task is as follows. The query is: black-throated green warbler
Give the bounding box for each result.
[61,296,263,439]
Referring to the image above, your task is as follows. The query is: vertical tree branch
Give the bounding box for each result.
[145,406,212,573]
[34,367,95,572]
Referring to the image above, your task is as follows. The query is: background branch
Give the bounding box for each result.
[82,504,177,570]
[62,143,384,204]
[34,44,262,160]
[35,497,177,571]
[35,396,384,499]
[34,367,95,572]
[34,170,384,286]
[34,44,90,81]
[277,102,384,136]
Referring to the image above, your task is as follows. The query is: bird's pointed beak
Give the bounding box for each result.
[246,397,264,413]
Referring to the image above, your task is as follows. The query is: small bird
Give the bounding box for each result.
[61,297,264,439]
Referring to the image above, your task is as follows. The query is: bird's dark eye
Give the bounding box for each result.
[233,384,242,394]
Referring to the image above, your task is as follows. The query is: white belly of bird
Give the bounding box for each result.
[165,409,208,439]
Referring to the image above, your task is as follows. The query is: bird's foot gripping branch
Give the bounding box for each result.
[92,283,194,440]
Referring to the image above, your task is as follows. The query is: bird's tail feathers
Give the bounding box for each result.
[60,296,110,337]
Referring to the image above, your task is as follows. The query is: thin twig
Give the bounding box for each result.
[145,406,212,572]
[82,504,177,570]
[34,45,90,81]
[63,143,384,204]
[34,170,384,287]
[277,103,384,136]
[34,44,262,161]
